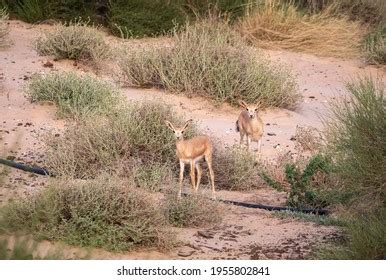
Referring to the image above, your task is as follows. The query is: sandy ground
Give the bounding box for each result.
[0,21,385,260]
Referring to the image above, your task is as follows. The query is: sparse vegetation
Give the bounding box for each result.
[163,192,223,227]
[35,20,110,64]
[317,214,386,259]
[118,20,299,108]
[362,23,386,64]
[27,71,120,119]
[0,177,174,252]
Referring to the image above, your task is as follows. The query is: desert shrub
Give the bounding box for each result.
[213,145,260,191]
[317,213,386,259]
[362,24,386,64]
[118,20,299,108]
[326,76,385,213]
[163,192,223,227]
[27,71,120,118]
[35,20,110,64]
[238,0,366,58]
[0,8,9,48]
[0,177,173,252]
[44,102,197,179]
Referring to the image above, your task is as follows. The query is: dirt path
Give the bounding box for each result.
[0,21,384,260]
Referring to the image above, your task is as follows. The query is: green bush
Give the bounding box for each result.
[118,20,300,108]
[163,192,223,227]
[0,177,174,252]
[326,76,385,212]
[363,24,386,64]
[44,102,197,179]
[35,20,110,64]
[27,71,120,118]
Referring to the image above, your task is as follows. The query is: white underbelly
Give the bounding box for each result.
[180,155,204,164]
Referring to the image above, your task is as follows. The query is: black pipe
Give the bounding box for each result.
[0,158,54,177]
[216,198,329,215]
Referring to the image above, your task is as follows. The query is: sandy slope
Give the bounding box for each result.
[0,20,384,260]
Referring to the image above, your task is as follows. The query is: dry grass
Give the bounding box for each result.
[35,19,110,65]
[118,20,300,109]
[238,1,367,58]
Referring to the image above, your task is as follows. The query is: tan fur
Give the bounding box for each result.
[165,120,215,198]
[236,100,264,156]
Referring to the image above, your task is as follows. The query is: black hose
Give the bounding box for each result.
[216,198,329,215]
[0,158,54,177]
[0,158,328,215]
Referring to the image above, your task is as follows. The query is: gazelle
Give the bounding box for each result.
[236,100,264,156]
[165,119,215,198]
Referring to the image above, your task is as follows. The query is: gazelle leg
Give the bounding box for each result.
[195,162,202,192]
[178,161,185,198]
[189,160,196,192]
[246,135,251,151]
[257,139,262,160]
[205,154,216,198]
[239,132,244,146]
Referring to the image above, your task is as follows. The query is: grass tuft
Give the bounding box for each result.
[35,19,110,65]
[118,20,300,109]
[0,8,9,48]
[163,192,223,227]
[362,23,386,65]
[26,71,120,119]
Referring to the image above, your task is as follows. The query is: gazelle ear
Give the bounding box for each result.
[182,119,193,131]
[238,100,248,109]
[255,101,262,108]
[165,120,175,131]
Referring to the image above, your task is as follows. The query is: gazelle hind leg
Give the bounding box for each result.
[205,154,216,198]
[195,162,202,192]
[178,161,185,198]
[189,160,196,192]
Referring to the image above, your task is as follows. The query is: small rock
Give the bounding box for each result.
[178,247,195,257]
[267,132,276,136]
[43,61,54,68]
[197,230,214,239]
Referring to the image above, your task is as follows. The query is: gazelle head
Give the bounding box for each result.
[165,119,193,141]
[239,100,261,119]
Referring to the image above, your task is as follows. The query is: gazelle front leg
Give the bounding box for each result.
[257,139,262,160]
[239,131,245,146]
[246,135,251,151]
[189,160,196,192]
[195,162,202,192]
[178,161,185,198]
